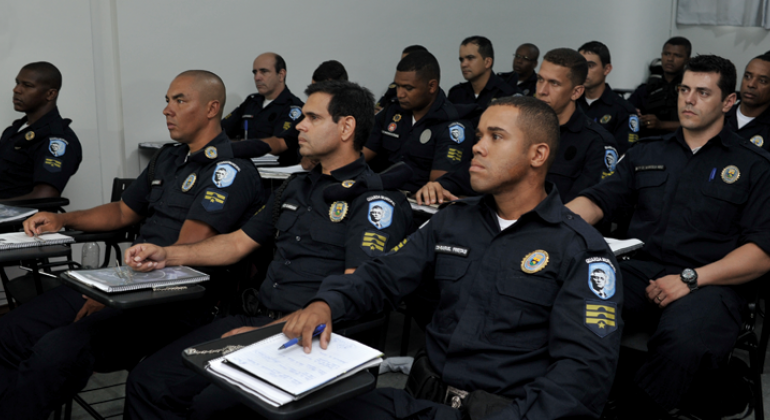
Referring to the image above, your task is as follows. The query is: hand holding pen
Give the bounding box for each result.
[279,324,326,350]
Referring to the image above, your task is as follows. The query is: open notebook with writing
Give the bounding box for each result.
[0,231,73,250]
[204,332,383,407]
[66,265,209,293]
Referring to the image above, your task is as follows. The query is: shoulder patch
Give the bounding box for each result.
[604,146,618,173]
[587,259,616,300]
[288,106,302,121]
[448,123,465,144]
[212,162,239,188]
[368,200,394,229]
[361,230,390,256]
[628,115,640,133]
[366,195,395,206]
[48,138,68,157]
[585,300,618,337]
[44,158,62,172]
[202,189,228,211]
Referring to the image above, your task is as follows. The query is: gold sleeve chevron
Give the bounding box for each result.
[585,303,616,327]
[447,148,463,162]
[44,158,62,168]
[362,231,387,252]
[204,190,227,204]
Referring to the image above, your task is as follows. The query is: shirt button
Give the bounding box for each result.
[284,260,291,265]
[295,236,301,241]
[273,283,278,288]
[307,207,312,212]
[567,215,574,220]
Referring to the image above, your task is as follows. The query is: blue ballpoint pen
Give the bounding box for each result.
[278,324,326,350]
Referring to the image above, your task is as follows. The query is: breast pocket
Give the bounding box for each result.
[433,255,471,329]
[697,183,749,234]
[166,189,195,210]
[634,172,668,222]
[485,274,560,349]
[275,208,299,232]
[148,187,164,203]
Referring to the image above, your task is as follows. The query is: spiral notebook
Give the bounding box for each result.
[65,265,209,293]
[204,332,383,407]
[0,231,74,250]
[0,204,38,224]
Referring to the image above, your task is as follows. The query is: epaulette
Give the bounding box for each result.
[323,162,413,202]
[740,141,770,163]
[437,195,479,209]
[146,143,180,188]
[563,211,607,252]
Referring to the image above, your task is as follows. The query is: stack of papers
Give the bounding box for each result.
[251,154,280,167]
[0,204,38,224]
[407,198,439,215]
[206,332,383,407]
[604,237,644,256]
[66,265,209,293]
[258,165,307,180]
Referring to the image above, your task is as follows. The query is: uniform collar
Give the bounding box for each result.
[310,155,368,182]
[597,83,618,106]
[670,125,739,151]
[521,72,538,84]
[486,72,516,95]
[13,107,63,133]
[733,102,770,125]
[270,86,296,106]
[561,106,587,133]
[478,181,564,227]
[186,131,234,163]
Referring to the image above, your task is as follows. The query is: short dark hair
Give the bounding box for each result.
[578,41,611,66]
[21,62,62,90]
[543,48,588,87]
[273,53,287,74]
[488,96,560,168]
[402,45,428,55]
[518,43,540,61]
[396,50,440,83]
[304,81,375,151]
[312,60,348,82]
[462,36,494,61]
[753,53,770,64]
[664,36,692,58]
[684,55,736,101]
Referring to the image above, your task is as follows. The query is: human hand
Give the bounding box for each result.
[74,296,105,322]
[22,212,64,237]
[124,243,168,272]
[646,274,690,308]
[282,301,333,353]
[415,181,458,205]
[639,114,661,130]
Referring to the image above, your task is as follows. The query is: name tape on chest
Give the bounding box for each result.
[634,165,665,172]
[281,203,298,211]
[435,244,469,257]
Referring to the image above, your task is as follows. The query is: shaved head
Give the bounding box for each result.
[176,70,226,119]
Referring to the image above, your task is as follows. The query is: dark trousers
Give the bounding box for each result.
[620,259,745,409]
[124,314,273,420]
[0,285,212,420]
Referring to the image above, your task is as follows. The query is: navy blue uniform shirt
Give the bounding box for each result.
[241,156,412,312]
[499,71,537,96]
[580,128,770,272]
[221,87,304,165]
[366,90,478,193]
[315,184,622,419]
[578,83,641,155]
[0,107,82,199]
[447,72,520,109]
[726,102,770,151]
[122,132,265,246]
[628,74,682,137]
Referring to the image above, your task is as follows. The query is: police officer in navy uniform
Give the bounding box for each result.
[284,96,622,420]
[629,37,691,137]
[0,71,265,420]
[577,41,640,156]
[121,81,413,419]
[726,53,770,150]
[447,36,520,109]
[365,51,478,193]
[498,43,540,96]
[221,52,304,165]
[569,55,770,418]
[417,48,617,208]
[375,45,428,114]
[0,62,82,200]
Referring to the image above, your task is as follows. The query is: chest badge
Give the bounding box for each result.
[205,146,218,159]
[25,131,35,141]
[751,135,764,148]
[600,114,611,124]
[342,180,355,188]
[387,122,397,132]
[419,129,432,144]
[393,114,402,122]
[182,173,197,192]
[329,201,349,222]
[721,165,740,184]
[521,250,549,274]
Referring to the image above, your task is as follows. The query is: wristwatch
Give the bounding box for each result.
[680,268,699,291]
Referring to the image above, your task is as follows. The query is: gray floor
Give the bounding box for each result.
[51,310,770,420]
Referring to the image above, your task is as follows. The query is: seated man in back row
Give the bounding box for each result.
[121,81,413,419]
[568,55,770,418]
[0,70,265,420]
[285,96,622,420]
[0,61,82,200]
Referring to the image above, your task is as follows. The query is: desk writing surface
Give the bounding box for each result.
[182,323,376,420]
[0,245,71,264]
[58,272,205,309]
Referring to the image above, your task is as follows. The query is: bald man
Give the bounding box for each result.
[1,70,266,420]
[221,52,304,165]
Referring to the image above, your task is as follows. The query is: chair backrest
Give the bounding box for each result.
[110,178,135,203]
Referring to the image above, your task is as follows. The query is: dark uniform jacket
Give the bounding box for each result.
[726,102,770,151]
[366,90,478,193]
[580,128,770,274]
[578,83,640,155]
[315,184,622,419]
[447,72,520,109]
[628,73,682,137]
[438,107,617,203]
[221,87,304,165]
[376,83,397,110]
[499,71,537,96]
[122,132,265,247]
[0,107,82,199]
[241,156,412,313]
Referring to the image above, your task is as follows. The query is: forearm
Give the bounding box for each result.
[696,243,770,287]
[259,136,288,155]
[2,184,60,201]
[565,196,604,225]
[164,229,258,267]
[659,120,680,132]
[62,202,138,232]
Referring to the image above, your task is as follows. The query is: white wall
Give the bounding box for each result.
[674,24,770,76]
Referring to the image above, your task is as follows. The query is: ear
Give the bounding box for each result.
[45,89,58,102]
[427,79,439,95]
[484,57,493,70]
[338,115,357,144]
[530,143,550,168]
[722,92,738,114]
[603,63,613,77]
[206,100,221,119]
[570,84,585,101]
[279,69,287,83]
